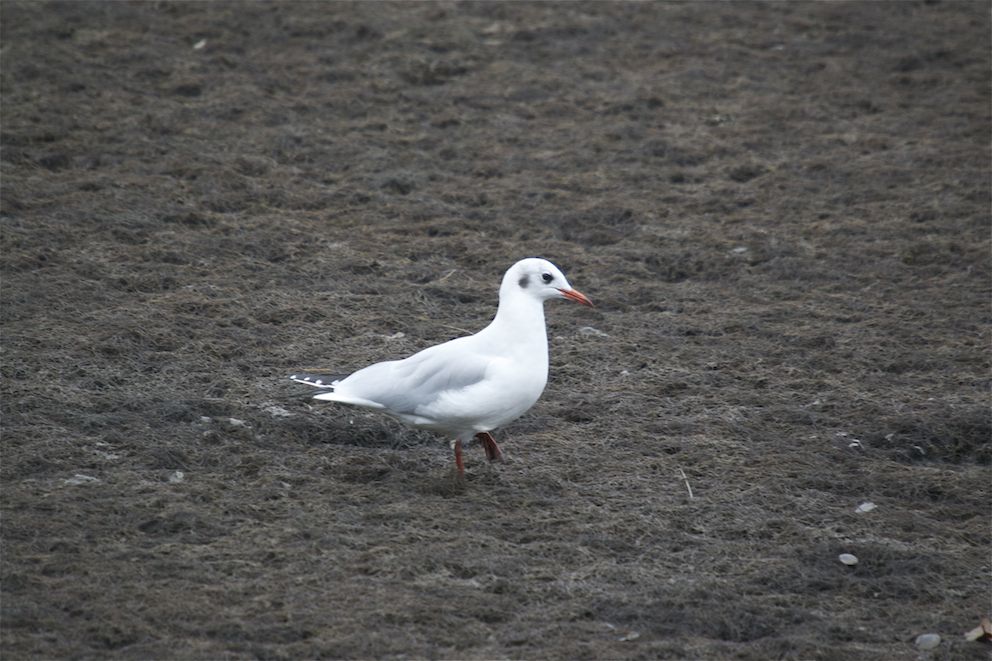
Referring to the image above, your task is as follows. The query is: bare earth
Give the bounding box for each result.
[2,2,990,659]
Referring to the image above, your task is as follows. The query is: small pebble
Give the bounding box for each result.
[914,633,940,650]
[855,501,877,514]
[263,405,293,418]
[839,553,859,566]
[579,326,609,337]
[168,471,185,484]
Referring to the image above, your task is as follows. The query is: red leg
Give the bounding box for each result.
[453,439,465,476]
[476,432,503,462]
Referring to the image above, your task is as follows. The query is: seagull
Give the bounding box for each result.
[289,257,593,476]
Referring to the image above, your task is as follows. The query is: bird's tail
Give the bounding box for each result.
[288,372,344,395]
[289,372,387,409]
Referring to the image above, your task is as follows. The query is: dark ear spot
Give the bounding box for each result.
[518,275,529,288]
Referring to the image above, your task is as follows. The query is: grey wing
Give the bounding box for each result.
[335,337,491,414]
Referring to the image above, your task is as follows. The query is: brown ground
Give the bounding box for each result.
[2,2,990,659]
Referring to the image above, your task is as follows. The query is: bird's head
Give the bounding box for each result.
[502,257,593,307]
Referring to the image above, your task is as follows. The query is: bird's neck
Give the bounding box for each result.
[486,295,548,349]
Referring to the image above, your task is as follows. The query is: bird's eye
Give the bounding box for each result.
[541,272,553,283]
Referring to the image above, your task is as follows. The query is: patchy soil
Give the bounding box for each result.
[2,2,990,659]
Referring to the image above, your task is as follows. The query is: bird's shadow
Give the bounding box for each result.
[415,459,509,497]
[281,409,436,451]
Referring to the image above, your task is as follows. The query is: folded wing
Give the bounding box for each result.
[314,336,493,418]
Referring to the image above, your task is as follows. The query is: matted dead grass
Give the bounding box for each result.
[2,1,989,659]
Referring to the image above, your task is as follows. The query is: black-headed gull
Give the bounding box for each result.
[290,257,593,476]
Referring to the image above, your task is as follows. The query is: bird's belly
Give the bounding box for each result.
[413,362,547,434]
[473,383,543,430]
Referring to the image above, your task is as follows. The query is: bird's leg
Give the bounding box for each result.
[453,439,465,476]
[476,431,503,462]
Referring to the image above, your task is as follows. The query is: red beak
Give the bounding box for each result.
[558,288,593,307]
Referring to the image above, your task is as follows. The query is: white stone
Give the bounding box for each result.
[263,405,293,418]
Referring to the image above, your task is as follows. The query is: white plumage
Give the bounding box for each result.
[290,257,593,475]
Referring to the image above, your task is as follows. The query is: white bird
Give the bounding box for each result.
[290,257,593,476]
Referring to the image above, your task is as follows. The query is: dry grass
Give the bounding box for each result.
[2,1,990,659]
